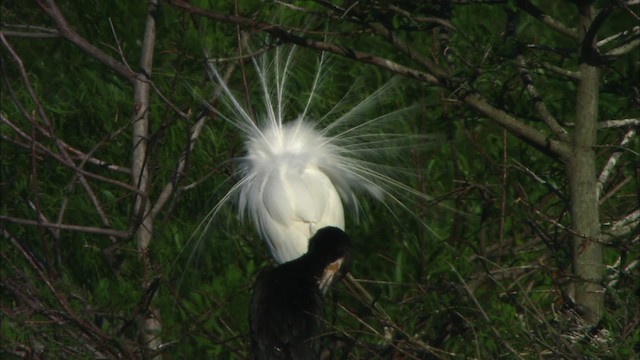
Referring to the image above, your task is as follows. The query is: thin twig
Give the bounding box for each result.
[169,0,573,162]
[1,114,143,194]
[37,0,135,81]
[450,264,525,360]
[1,216,131,238]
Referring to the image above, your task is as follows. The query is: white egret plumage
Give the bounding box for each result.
[202,44,435,264]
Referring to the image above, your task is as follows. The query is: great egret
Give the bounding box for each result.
[204,45,434,263]
[249,226,352,359]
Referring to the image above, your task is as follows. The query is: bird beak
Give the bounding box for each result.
[318,258,344,295]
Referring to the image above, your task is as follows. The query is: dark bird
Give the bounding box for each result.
[249,226,352,360]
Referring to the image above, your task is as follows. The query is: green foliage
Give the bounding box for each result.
[1,1,638,359]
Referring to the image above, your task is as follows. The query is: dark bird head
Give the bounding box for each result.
[306,226,352,294]
[249,226,353,359]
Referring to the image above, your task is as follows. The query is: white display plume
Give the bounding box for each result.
[200,45,438,264]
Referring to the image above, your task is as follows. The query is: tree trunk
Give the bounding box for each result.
[132,0,162,357]
[568,2,604,325]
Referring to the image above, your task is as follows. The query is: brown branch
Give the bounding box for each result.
[538,61,581,80]
[1,30,145,228]
[1,31,60,39]
[516,55,570,142]
[450,264,525,359]
[36,0,136,81]
[148,60,235,220]
[365,21,450,81]
[1,216,131,238]
[1,115,143,194]
[388,5,454,29]
[149,116,204,219]
[605,37,640,56]
[460,91,571,161]
[516,0,578,39]
[167,0,439,84]
[168,0,571,163]
[1,242,137,359]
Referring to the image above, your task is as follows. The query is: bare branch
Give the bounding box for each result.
[1,31,60,39]
[598,118,640,128]
[387,5,454,29]
[600,209,640,242]
[30,115,131,174]
[167,0,439,84]
[150,115,205,219]
[607,257,639,289]
[597,24,640,56]
[605,37,640,56]
[2,30,139,233]
[597,128,636,199]
[36,0,135,81]
[365,20,450,81]
[516,55,570,142]
[1,24,60,39]
[538,61,581,80]
[1,231,136,359]
[597,25,639,47]
[169,0,572,162]
[516,0,578,39]
[1,114,142,194]
[1,215,130,238]
[461,91,571,161]
[450,264,525,359]
[129,1,163,357]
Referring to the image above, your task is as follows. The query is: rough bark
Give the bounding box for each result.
[132,0,162,357]
[569,2,604,325]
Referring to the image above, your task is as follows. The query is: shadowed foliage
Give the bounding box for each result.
[1,1,638,359]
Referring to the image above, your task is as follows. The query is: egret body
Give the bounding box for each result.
[204,45,434,263]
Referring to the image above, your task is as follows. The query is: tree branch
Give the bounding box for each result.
[597,25,639,47]
[36,0,136,81]
[168,0,572,162]
[1,215,131,238]
[600,209,640,243]
[130,1,162,358]
[538,61,581,80]
[516,55,570,142]
[598,118,640,128]
[516,0,578,39]
[461,91,571,161]
[597,128,636,199]
[1,114,142,194]
[167,0,439,84]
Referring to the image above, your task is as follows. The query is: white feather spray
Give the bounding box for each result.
[203,45,435,264]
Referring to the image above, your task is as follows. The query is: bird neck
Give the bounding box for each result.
[282,252,327,280]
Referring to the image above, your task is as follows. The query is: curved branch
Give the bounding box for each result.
[167,0,439,85]
[461,91,571,161]
[168,0,571,162]
[516,0,578,39]
[36,0,136,81]
[1,216,131,238]
[516,55,570,142]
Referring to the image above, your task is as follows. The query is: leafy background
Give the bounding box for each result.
[1,1,638,359]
